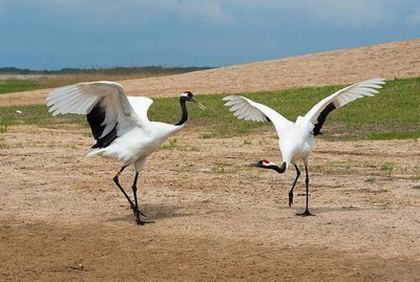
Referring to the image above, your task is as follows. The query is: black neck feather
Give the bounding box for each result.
[175,98,188,126]
[269,162,287,174]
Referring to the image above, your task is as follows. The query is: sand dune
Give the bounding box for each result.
[1,38,419,106]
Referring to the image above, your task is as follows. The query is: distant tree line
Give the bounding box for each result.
[0,66,213,75]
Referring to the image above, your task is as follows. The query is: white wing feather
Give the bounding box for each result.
[127,96,153,122]
[304,78,385,125]
[46,81,143,138]
[223,95,292,137]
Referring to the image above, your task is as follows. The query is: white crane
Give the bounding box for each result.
[224,78,385,216]
[47,81,205,224]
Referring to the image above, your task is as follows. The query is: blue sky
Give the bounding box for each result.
[0,0,419,69]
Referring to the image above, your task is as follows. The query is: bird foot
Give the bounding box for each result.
[130,204,147,217]
[296,209,315,216]
[135,218,155,225]
[132,209,153,225]
[135,217,145,225]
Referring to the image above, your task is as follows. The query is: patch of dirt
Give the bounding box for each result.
[1,39,419,106]
[1,125,419,281]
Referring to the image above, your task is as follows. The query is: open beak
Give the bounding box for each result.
[192,98,206,110]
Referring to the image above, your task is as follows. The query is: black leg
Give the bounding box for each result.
[297,163,314,216]
[288,164,301,207]
[131,172,146,225]
[112,166,136,208]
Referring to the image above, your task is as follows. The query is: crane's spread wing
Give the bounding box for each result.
[304,78,385,135]
[223,95,293,136]
[47,81,146,148]
[127,96,153,122]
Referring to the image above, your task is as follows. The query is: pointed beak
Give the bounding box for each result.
[192,98,206,110]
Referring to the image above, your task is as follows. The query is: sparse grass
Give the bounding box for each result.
[161,138,199,152]
[410,175,420,180]
[0,124,8,133]
[364,177,376,183]
[380,162,395,172]
[242,139,252,145]
[210,162,250,174]
[309,160,359,174]
[0,136,5,148]
[0,77,419,141]
[200,132,217,139]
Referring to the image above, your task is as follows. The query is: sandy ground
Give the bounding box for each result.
[1,38,419,106]
[1,125,419,281]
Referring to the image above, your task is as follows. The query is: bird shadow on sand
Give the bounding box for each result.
[294,206,389,215]
[106,203,193,223]
[142,203,193,220]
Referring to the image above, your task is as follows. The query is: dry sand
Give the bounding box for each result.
[0,126,419,281]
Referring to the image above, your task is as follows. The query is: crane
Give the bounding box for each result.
[224,78,385,216]
[47,81,205,224]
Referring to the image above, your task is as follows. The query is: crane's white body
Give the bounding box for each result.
[280,116,315,166]
[87,121,183,168]
[47,81,184,170]
[224,78,385,170]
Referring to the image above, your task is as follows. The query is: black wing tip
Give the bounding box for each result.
[86,99,118,148]
[313,102,336,136]
[87,99,106,139]
[90,125,118,148]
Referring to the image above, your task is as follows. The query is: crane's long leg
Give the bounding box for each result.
[297,163,314,216]
[131,172,146,225]
[112,166,137,209]
[288,164,301,207]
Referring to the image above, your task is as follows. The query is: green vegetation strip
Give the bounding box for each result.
[0,77,419,141]
[0,79,40,94]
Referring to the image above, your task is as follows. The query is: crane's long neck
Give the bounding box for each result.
[266,162,287,174]
[175,98,188,126]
